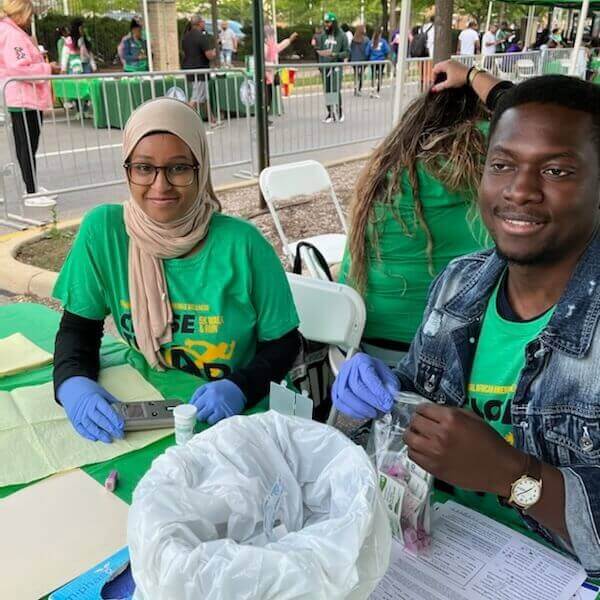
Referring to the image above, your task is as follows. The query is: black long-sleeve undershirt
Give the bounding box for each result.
[53,310,300,408]
[485,80,514,112]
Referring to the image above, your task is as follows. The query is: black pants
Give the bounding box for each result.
[322,66,343,118]
[353,65,365,92]
[266,82,273,114]
[11,110,42,194]
[370,63,384,93]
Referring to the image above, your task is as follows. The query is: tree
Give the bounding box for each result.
[210,0,219,64]
[381,0,389,34]
[433,0,453,62]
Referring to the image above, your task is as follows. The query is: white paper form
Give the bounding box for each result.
[371,501,587,600]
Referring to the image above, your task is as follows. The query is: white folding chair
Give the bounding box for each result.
[494,57,516,81]
[259,160,348,279]
[287,273,366,427]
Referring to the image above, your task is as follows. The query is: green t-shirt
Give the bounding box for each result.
[454,278,554,527]
[339,162,488,344]
[53,205,299,384]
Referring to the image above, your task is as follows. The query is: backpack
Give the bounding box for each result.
[409,26,430,58]
[289,241,334,422]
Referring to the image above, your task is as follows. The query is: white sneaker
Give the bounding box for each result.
[23,186,57,208]
[373,93,380,99]
[322,115,335,124]
[337,112,345,123]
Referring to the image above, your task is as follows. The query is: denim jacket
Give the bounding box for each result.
[395,231,600,576]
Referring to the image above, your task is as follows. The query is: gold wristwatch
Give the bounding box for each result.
[468,66,485,87]
[507,454,543,512]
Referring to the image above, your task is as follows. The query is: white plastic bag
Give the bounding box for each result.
[128,411,391,600]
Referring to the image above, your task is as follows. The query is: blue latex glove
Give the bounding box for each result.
[190,379,246,425]
[332,352,399,420]
[57,376,125,444]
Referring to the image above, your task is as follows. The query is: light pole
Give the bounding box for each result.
[252,0,269,207]
[569,0,590,75]
[392,0,411,125]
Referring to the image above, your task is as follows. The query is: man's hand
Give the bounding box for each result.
[403,403,525,496]
[317,49,333,57]
[290,32,299,43]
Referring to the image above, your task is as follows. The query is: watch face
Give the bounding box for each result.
[513,477,542,508]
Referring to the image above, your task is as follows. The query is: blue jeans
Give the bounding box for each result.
[220,49,233,65]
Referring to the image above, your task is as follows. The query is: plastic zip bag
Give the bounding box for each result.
[367,391,434,554]
[128,411,391,599]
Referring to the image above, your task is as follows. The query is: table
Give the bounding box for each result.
[543,60,569,75]
[52,79,91,103]
[0,303,267,503]
[0,304,597,597]
[89,76,188,130]
[53,73,262,131]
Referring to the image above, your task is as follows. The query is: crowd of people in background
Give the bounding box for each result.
[43,11,600,89]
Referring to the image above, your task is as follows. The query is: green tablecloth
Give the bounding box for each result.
[89,76,188,130]
[52,73,261,130]
[0,303,267,503]
[0,304,597,597]
[52,79,91,102]
[543,60,569,75]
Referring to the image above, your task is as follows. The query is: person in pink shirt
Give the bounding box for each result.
[0,0,60,205]
[264,24,297,124]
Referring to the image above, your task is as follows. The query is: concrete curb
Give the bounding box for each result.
[0,153,368,299]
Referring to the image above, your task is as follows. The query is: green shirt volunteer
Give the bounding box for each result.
[53,205,299,385]
[339,163,488,344]
[453,278,555,527]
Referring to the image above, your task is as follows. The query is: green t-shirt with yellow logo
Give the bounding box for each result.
[53,205,299,385]
[454,277,554,527]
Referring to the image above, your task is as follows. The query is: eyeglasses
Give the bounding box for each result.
[123,162,199,187]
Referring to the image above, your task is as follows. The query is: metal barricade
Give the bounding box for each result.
[484,50,542,81]
[265,60,394,162]
[0,68,253,229]
[403,57,434,109]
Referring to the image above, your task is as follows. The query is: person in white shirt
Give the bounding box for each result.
[482,23,499,68]
[219,20,237,66]
[341,23,353,49]
[425,16,435,58]
[457,21,480,55]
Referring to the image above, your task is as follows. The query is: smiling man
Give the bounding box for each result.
[332,69,600,574]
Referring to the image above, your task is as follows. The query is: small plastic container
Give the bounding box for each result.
[173,404,198,445]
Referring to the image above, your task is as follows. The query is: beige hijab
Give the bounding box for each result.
[122,97,220,370]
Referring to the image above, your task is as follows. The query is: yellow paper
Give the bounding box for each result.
[0,332,53,377]
[0,364,172,486]
[0,469,129,599]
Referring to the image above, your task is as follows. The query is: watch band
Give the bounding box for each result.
[468,67,485,87]
[524,453,542,482]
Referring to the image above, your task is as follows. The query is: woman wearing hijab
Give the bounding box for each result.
[52,97,300,443]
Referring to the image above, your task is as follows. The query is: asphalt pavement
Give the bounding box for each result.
[0,79,420,233]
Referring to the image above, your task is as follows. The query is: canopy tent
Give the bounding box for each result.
[500,0,599,7]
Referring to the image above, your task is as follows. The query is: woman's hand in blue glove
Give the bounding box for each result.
[332,352,399,420]
[190,379,246,425]
[57,376,125,444]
